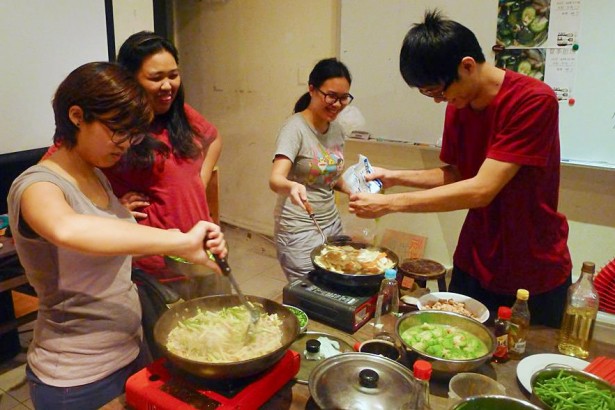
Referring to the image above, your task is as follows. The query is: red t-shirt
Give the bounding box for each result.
[105,104,217,278]
[440,70,571,295]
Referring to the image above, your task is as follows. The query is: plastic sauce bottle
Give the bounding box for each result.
[508,289,530,360]
[492,306,512,363]
[413,360,432,409]
[373,268,401,338]
[558,261,599,359]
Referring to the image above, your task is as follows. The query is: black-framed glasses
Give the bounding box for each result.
[316,88,354,105]
[110,130,146,146]
[418,79,455,99]
[103,123,146,146]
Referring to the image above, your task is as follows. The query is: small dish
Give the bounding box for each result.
[283,304,309,333]
[417,292,489,323]
[516,353,589,393]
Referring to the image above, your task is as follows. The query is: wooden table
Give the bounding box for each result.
[104,312,614,410]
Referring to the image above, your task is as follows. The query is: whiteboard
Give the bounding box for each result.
[0,0,108,154]
[341,0,615,169]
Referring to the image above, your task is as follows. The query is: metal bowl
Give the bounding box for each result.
[395,310,496,378]
[530,367,615,409]
[449,395,542,410]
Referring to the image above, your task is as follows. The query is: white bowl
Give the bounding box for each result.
[417,292,489,323]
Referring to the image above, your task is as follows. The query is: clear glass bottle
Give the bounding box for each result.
[413,360,432,409]
[508,289,530,360]
[373,268,401,338]
[558,261,600,359]
[492,306,512,363]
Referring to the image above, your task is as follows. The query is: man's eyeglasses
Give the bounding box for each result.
[418,79,455,99]
[316,88,354,105]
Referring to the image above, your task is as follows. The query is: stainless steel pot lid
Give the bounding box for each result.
[289,331,355,384]
[309,352,418,409]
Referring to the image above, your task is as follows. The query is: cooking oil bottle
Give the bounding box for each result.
[558,261,599,359]
[508,289,530,360]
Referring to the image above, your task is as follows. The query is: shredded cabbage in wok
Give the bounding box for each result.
[166,306,283,363]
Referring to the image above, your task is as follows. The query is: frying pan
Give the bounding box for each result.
[310,241,399,290]
[153,294,300,380]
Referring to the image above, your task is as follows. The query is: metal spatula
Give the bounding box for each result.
[212,254,260,330]
[303,199,327,245]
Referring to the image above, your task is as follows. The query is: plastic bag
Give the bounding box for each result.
[342,154,383,194]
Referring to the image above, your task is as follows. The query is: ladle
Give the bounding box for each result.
[303,199,327,245]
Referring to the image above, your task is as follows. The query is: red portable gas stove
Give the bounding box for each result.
[125,350,300,410]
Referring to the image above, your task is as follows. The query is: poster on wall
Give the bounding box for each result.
[495,0,582,101]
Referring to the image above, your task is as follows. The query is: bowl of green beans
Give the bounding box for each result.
[530,367,615,409]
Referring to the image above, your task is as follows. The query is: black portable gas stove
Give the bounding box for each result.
[125,350,300,410]
[282,270,379,333]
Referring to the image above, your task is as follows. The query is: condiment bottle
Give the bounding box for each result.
[413,360,432,409]
[373,268,401,338]
[492,306,512,363]
[508,289,530,360]
[558,261,599,359]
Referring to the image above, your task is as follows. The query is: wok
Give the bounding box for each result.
[310,241,399,290]
[153,294,300,380]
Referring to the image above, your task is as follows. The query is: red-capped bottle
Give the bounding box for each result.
[413,360,432,409]
[492,306,512,363]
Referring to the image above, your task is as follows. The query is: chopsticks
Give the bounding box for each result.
[584,356,615,385]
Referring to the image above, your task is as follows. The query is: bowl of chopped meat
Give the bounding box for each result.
[417,292,490,323]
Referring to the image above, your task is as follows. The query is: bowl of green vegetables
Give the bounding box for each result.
[530,367,614,409]
[283,304,308,333]
[396,310,496,377]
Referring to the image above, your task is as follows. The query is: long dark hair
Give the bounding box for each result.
[117,31,202,168]
[294,58,352,113]
[53,62,153,148]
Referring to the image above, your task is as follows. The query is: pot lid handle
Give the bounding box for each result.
[359,369,379,388]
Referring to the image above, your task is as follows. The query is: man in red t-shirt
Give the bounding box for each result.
[348,10,571,327]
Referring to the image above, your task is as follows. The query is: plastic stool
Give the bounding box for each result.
[398,258,447,292]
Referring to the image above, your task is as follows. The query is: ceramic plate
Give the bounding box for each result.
[516,353,589,392]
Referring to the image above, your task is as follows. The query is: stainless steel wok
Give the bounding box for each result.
[153,294,299,380]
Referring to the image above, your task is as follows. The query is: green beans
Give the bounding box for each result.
[533,370,615,410]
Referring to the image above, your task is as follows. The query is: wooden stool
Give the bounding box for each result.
[398,258,447,292]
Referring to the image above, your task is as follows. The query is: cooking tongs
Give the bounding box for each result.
[303,199,327,245]
[212,254,260,327]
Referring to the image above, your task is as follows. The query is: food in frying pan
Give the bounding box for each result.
[166,305,283,363]
[314,245,395,275]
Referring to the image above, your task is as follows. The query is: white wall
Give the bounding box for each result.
[173,0,615,274]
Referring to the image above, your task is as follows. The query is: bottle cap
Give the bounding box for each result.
[581,261,595,274]
[384,268,397,280]
[497,306,512,320]
[516,289,529,300]
[413,360,432,380]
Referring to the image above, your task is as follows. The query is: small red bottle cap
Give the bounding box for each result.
[413,360,433,380]
[498,306,512,320]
